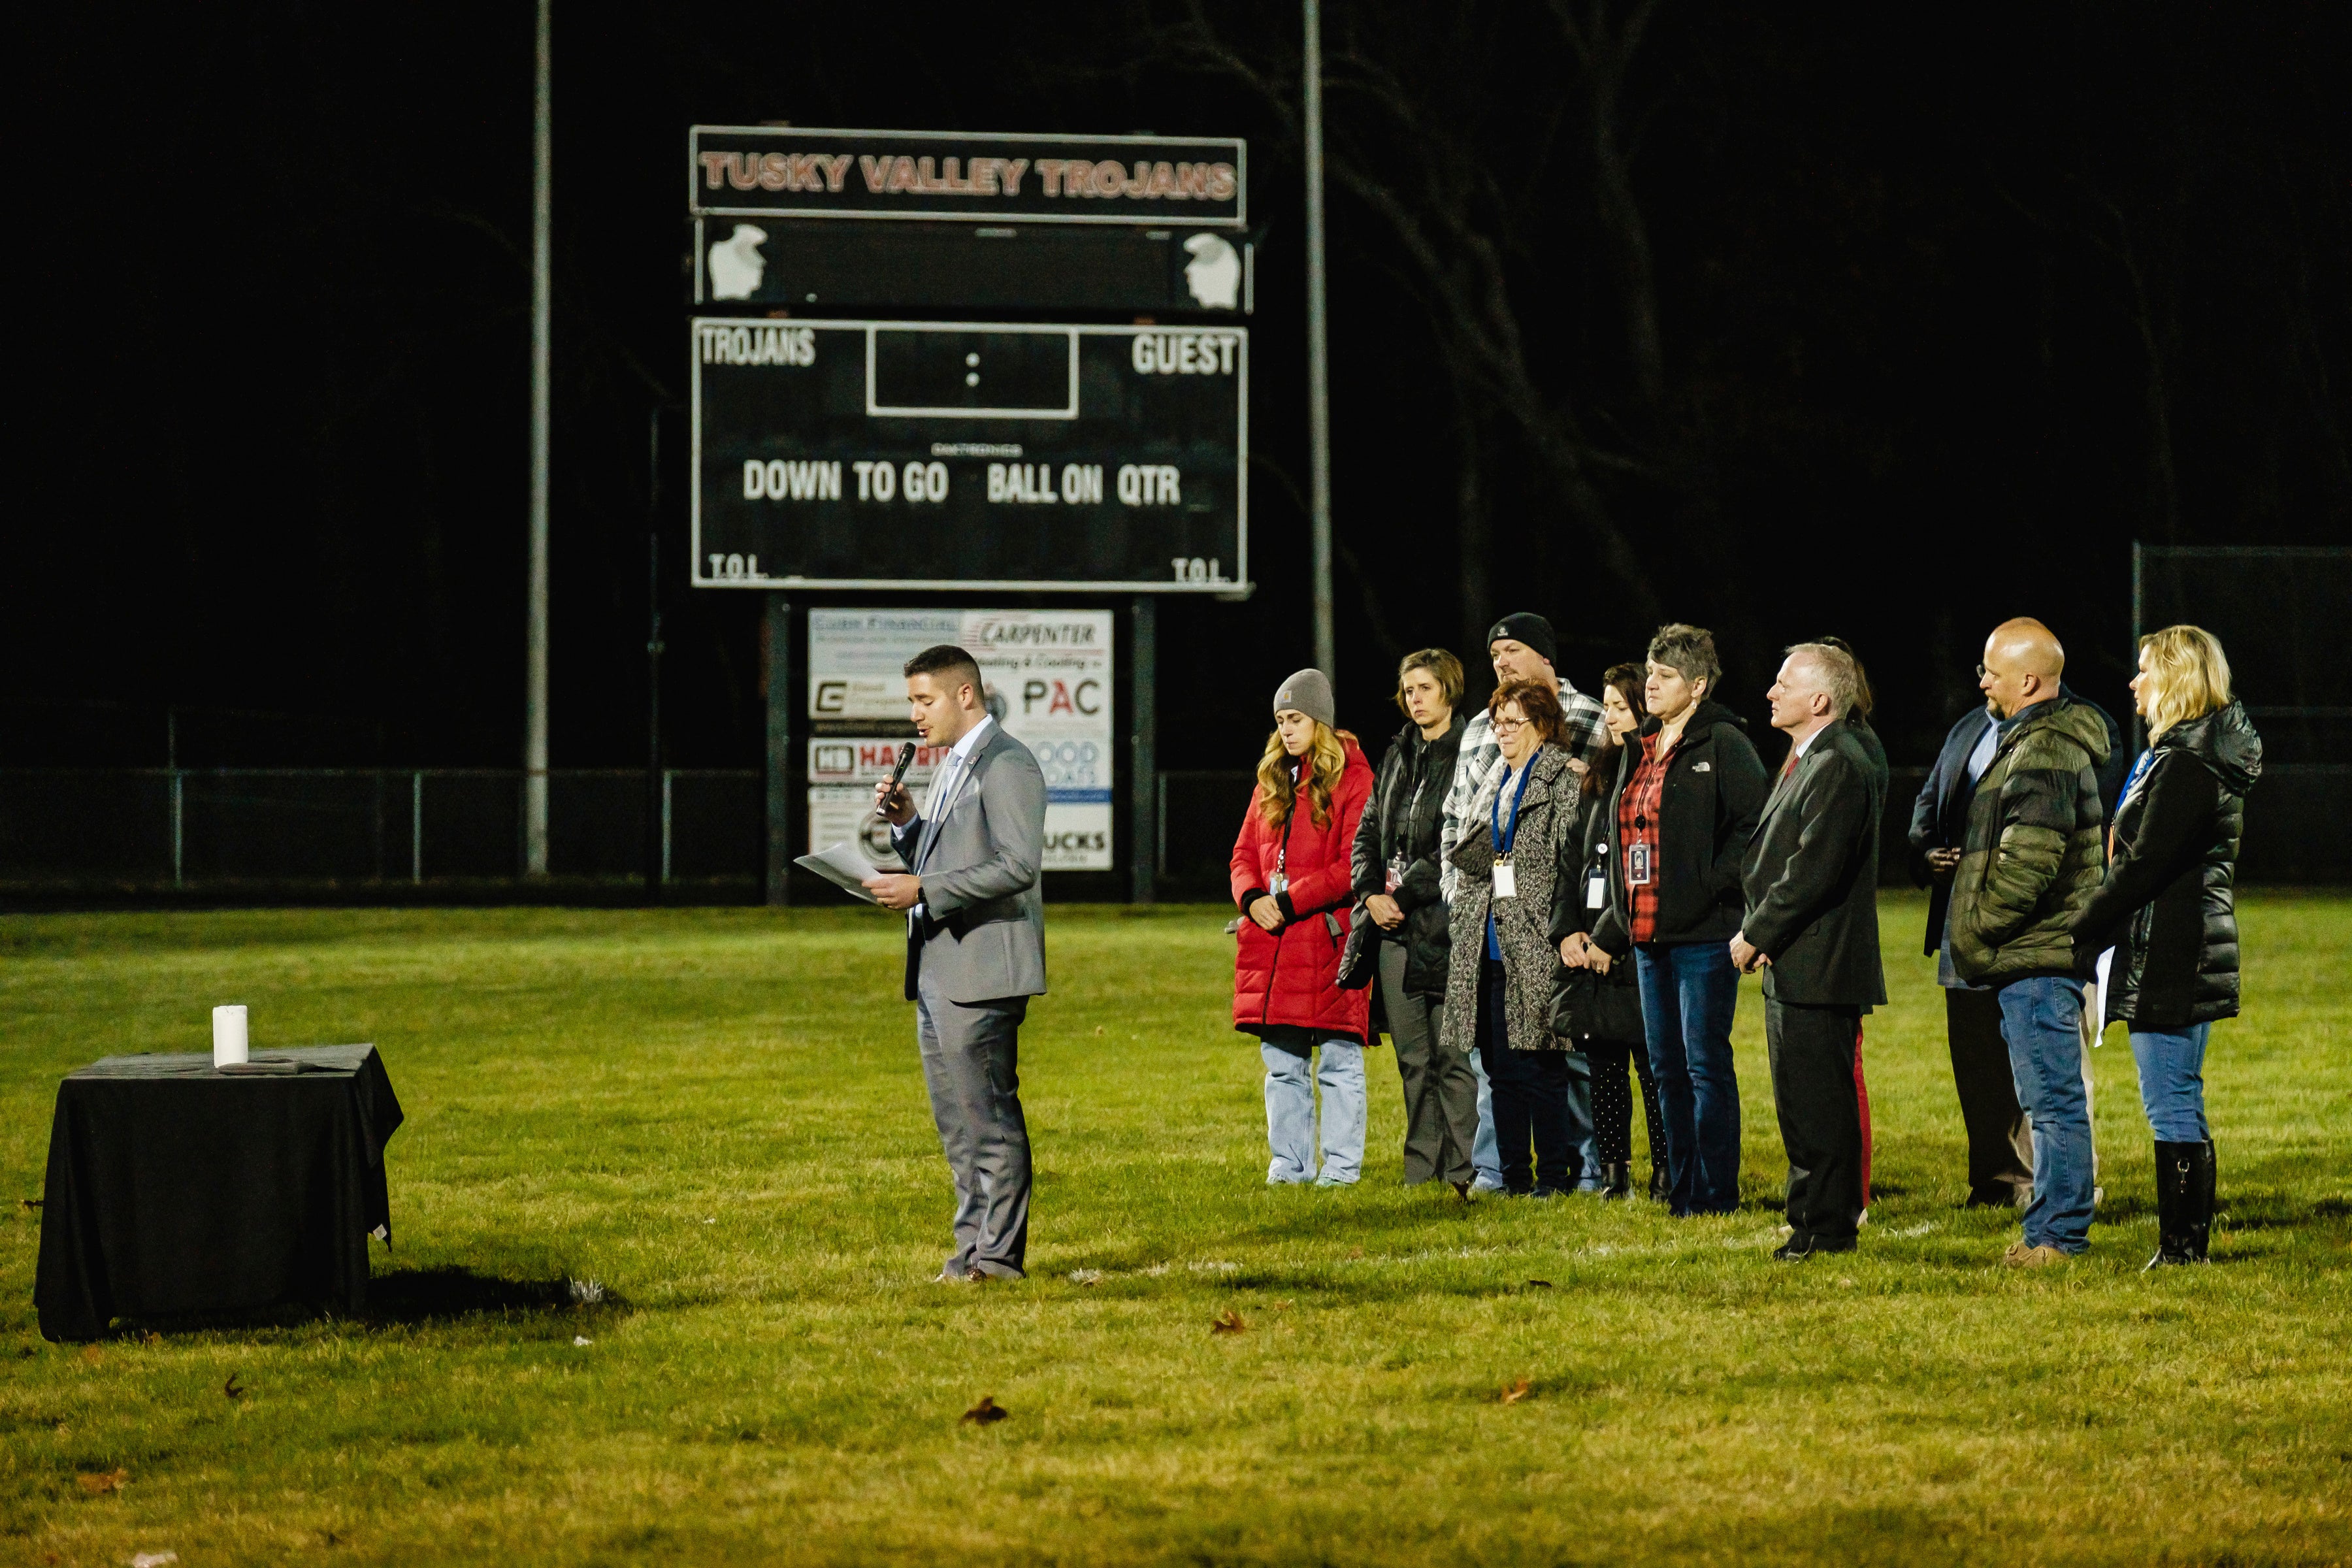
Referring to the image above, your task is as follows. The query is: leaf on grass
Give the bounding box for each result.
[76,1347,103,1367]
[1210,1309,1247,1336]
[140,1331,161,1347]
[1500,1377,1534,1406]
[1068,1269,1103,1286]
[1525,1279,1554,1289]
[223,1373,244,1400]
[961,1396,1008,1426]
[74,1468,125,1495]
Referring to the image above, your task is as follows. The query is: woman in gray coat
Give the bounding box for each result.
[1442,679,1581,1196]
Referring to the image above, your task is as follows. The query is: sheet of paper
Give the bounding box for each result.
[794,841,886,904]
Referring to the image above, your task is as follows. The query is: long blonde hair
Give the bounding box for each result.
[1257,721,1352,827]
[2140,625,2232,740]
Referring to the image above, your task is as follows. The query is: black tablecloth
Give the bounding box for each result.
[35,1044,403,1341]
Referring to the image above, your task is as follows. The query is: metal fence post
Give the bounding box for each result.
[412,772,425,883]
[169,770,184,888]
[661,768,674,885]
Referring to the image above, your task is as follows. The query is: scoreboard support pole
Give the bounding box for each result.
[764,595,794,906]
[1130,595,1157,906]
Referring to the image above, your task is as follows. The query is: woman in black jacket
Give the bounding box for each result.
[2071,625,2262,1267]
[1563,624,1769,1217]
[1348,649,1478,1190]
[1550,663,1667,1200]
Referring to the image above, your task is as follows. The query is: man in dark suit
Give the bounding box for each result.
[867,644,1049,1282]
[1909,677,2127,1207]
[1731,643,1887,1260]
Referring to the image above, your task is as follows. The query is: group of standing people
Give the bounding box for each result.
[1227,610,2261,1267]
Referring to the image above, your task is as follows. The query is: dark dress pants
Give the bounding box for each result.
[1947,987,2034,1203]
[1380,939,1477,1186]
[1765,998,1864,1245]
[1475,959,1574,1192]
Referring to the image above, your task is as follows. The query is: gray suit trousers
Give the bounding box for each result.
[916,971,1031,1279]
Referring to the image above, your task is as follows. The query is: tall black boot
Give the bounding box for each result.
[1598,1161,1632,1200]
[2145,1141,2208,1269]
[2189,1139,2216,1260]
[1647,1157,1670,1203]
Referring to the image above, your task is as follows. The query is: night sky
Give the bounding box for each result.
[11,2,2347,776]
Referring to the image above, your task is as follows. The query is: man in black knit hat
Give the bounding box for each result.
[1438,612,1612,1192]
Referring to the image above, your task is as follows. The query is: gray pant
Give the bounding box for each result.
[1379,941,1478,1186]
[915,975,1031,1279]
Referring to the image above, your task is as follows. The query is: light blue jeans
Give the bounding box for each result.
[2132,1022,2212,1142]
[1262,1041,1366,1185]
[1998,975,2095,1252]
[1467,1047,1505,1191]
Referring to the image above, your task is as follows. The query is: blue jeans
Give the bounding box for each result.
[2132,1022,2212,1143]
[1635,941,1742,1215]
[1262,1041,1366,1185]
[1997,975,2095,1252]
[1467,1047,1505,1191]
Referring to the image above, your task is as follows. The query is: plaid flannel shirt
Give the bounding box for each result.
[1615,729,1674,944]
[1439,679,1610,904]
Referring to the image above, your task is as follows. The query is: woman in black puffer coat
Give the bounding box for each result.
[2071,625,2262,1269]
[1549,664,1666,1200]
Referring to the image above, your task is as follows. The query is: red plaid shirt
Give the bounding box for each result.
[1616,730,1676,945]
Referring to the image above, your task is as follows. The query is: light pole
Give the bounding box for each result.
[1303,0,1335,680]
[524,0,553,876]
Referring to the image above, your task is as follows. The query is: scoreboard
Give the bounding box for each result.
[691,318,1247,593]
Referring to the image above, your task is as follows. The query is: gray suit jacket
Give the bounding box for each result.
[889,724,1049,1004]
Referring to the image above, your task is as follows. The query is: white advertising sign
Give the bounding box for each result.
[807,608,1114,871]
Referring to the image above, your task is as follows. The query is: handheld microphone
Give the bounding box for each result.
[877,741,917,815]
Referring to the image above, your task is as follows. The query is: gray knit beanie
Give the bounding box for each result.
[1272,668,1336,728]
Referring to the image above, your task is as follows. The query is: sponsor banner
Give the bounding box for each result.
[806,608,1115,871]
[690,126,1245,227]
[808,784,909,872]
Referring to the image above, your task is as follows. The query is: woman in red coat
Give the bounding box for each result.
[1231,668,1375,1185]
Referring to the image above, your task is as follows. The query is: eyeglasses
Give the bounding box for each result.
[1491,716,1527,734]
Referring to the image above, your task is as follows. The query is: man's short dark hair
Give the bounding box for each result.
[1646,623,1721,696]
[904,644,985,701]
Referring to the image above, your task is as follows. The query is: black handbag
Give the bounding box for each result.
[1552,961,1644,1046]
[1337,901,1378,990]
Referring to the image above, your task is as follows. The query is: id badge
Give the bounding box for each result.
[1492,857,1516,900]
[1586,868,1607,910]
[1385,852,1405,894]
[1626,841,1652,887]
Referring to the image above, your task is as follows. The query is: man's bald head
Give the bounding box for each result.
[1980,617,2066,719]
[1989,617,2065,679]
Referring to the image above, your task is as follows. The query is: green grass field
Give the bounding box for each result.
[3,892,2348,1567]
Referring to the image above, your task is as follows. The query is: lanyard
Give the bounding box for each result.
[1491,754,1535,855]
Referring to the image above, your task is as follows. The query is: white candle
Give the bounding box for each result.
[212,1004,250,1068]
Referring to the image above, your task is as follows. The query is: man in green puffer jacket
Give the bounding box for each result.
[1949,618,2112,1266]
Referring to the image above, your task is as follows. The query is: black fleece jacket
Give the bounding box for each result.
[1590,698,1769,952]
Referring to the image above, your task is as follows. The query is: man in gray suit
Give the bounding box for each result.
[865,644,1049,1282]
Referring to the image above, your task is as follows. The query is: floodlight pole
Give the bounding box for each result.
[523,0,553,877]
[1303,0,1335,679]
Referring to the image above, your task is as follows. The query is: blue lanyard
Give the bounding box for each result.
[1490,753,1535,854]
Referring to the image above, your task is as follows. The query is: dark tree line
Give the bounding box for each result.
[9,2,2345,772]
